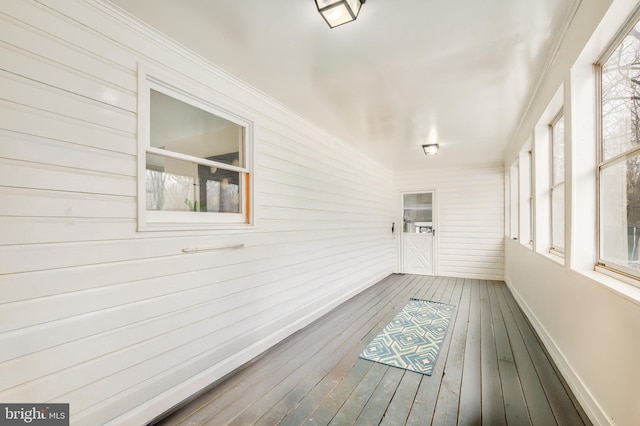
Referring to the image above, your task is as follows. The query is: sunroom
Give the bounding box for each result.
[0,1,639,425]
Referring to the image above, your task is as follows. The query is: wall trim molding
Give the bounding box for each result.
[504,276,610,426]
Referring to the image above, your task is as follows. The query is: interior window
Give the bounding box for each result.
[138,70,252,229]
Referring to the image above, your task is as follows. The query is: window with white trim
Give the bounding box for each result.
[509,159,519,240]
[518,146,533,247]
[597,15,640,282]
[528,149,534,245]
[138,68,253,230]
[550,110,565,254]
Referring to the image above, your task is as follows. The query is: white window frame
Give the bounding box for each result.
[549,109,565,255]
[509,159,519,240]
[595,11,640,284]
[137,64,254,231]
[518,146,534,248]
[528,149,534,246]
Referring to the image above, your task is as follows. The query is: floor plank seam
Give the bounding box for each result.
[272,279,420,426]
[211,275,417,425]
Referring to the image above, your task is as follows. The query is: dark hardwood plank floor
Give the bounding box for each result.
[153,275,590,426]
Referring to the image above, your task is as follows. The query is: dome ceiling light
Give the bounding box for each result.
[422,144,439,156]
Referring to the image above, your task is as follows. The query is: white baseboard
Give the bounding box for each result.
[107,270,392,425]
[504,277,611,426]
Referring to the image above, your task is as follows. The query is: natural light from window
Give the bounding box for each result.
[599,16,640,279]
[550,112,565,253]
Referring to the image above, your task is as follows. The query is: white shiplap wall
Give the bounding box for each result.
[396,165,505,280]
[0,1,396,424]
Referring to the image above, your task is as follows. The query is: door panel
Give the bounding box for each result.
[403,234,434,274]
[401,191,435,275]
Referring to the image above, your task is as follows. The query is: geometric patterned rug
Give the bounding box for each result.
[359,298,455,375]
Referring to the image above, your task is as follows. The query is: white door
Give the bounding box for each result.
[401,192,436,275]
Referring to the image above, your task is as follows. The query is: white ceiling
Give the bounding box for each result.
[110,0,577,171]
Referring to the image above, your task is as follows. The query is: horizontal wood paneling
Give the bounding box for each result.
[0,99,136,154]
[0,129,136,176]
[1,255,389,394]
[0,12,135,91]
[1,0,139,71]
[0,187,135,219]
[0,158,136,196]
[0,42,136,112]
[396,165,505,280]
[0,1,395,424]
[0,237,387,335]
[0,70,136,132]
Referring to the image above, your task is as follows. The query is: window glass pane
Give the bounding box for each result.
[601,20,640,161]
[551,183,564,250]
[200,165,240,213]
[150,89,244,167]
[510,161,519,239]
[528,197,534,243]
[552,116,564,185]
[146,153,240,213]
[146,153,195,212]
[403,193,433,233]
[600,155,640,269]
[529,150,534,243]
[520,150,532,245]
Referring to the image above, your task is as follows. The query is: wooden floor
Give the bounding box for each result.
[154,275,590,426]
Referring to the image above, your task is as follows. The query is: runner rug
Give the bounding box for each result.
[359,298,455,375]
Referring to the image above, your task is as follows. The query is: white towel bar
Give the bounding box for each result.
[181,243,244,253]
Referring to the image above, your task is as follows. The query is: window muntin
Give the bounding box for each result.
[550,111,565,253]
[598,16,640,282]
[150,90,244,168]
[138,69,252,229]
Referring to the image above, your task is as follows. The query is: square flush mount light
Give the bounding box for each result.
[422,144,439,156]
[315,0,365,28]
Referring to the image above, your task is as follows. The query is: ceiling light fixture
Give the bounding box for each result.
[315,0,366,29]
[422,143,439,156]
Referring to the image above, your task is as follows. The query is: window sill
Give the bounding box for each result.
[138,222,254,232]
[575,268,640,307]
[549,247,565,258]
[520,240,533,250]
[537,249,565,266]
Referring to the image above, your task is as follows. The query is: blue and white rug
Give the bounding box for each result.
[359,298,455,375]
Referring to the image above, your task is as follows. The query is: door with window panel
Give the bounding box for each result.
[401,192,436,275]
